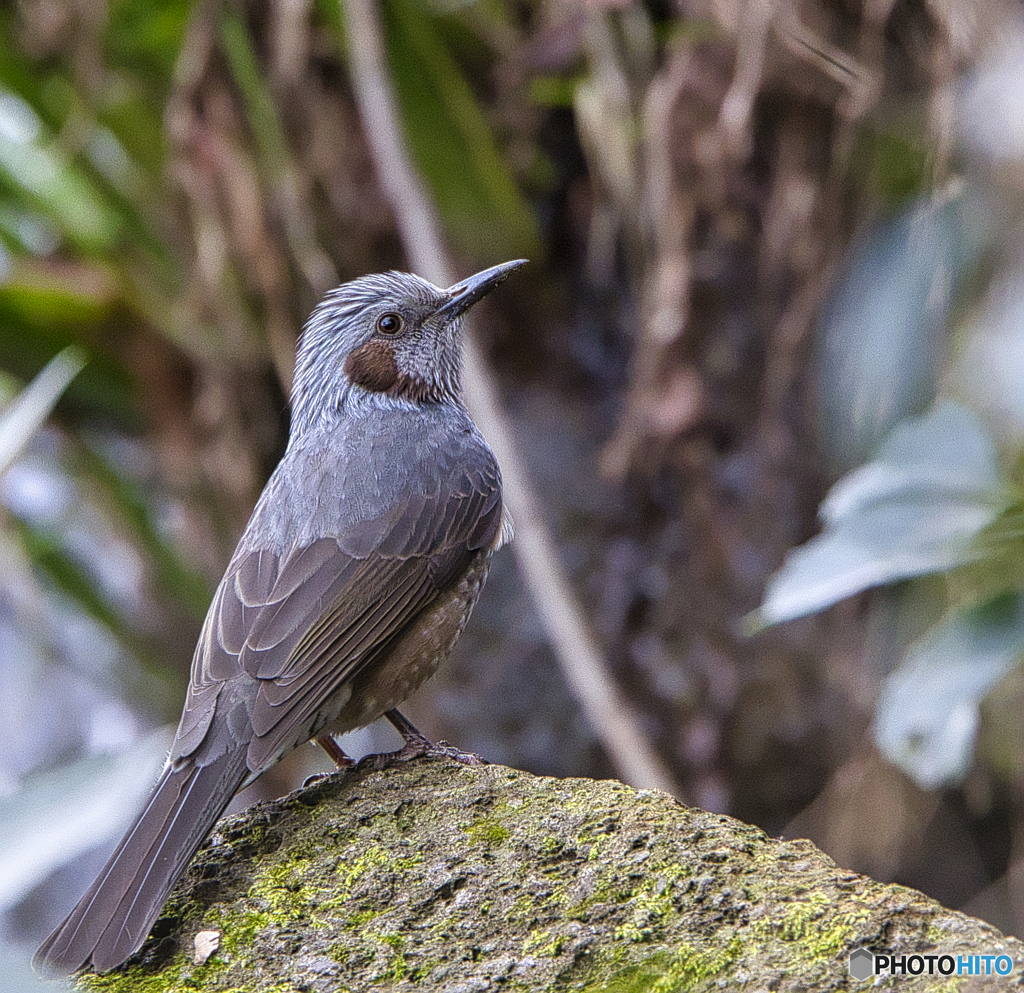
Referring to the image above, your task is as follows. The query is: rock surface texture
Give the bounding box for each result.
[76,761,1024,991]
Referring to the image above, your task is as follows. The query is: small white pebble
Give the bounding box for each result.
[193,929,221,965]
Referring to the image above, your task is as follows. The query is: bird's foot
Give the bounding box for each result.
[423,738,488,766]
[356,738,486,771]
[357,709,487,770]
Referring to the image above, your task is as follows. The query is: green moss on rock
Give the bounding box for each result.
[74,762,1024,992]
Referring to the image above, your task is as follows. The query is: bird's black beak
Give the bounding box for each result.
[434,259,528,321]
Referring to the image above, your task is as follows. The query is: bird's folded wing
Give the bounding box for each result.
[171,467,502,772]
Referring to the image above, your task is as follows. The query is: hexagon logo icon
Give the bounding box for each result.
[849,947,874,981]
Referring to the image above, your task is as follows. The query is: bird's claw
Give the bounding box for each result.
[356,736,486,771]
[428,739,487,765]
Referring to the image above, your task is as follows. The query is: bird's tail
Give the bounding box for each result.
[34,749,248,976]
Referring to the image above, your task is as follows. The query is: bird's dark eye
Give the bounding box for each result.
[376,312,403,335]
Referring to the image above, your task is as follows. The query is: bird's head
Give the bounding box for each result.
[291,260,526,433]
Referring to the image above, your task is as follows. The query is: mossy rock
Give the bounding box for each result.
[76,761,1024,991]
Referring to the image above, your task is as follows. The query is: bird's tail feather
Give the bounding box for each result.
[34,749,248,976]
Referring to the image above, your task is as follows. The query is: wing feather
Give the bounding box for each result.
[234,548,279,606]
[270,539,340,599]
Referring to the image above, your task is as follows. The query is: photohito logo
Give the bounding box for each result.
[848,947,1014,980]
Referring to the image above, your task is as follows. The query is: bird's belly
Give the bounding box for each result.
[324,555,490,735]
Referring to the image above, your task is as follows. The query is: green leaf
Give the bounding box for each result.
[0,91,123,252]
[105,0,194,100]
[382,0,540,261]
[0,274,139,429]
[219,10,290,174]
[0,12,66,132]
[852,125,929,207]
[97,91,167,178]
[874,592,1024,788]
[749,402,1006,629]
[529,75,581,108]
[314,0,346,43]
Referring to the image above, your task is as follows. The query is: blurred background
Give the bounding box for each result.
[3,0,1024,982]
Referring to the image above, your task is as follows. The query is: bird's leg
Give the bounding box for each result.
[304,734,355,786]
[358,709,486,769]
[315,733,354,769]
[386,709,487,766]
[301,737,354,790]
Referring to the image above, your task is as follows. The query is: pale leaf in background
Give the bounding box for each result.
[0,348,85,479]
[875,595,1024,788]
[750,402,1005,629]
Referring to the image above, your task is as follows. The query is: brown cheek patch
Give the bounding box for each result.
[344,340,399,393]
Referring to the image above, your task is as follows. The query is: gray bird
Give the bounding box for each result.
[34,259,525,976]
